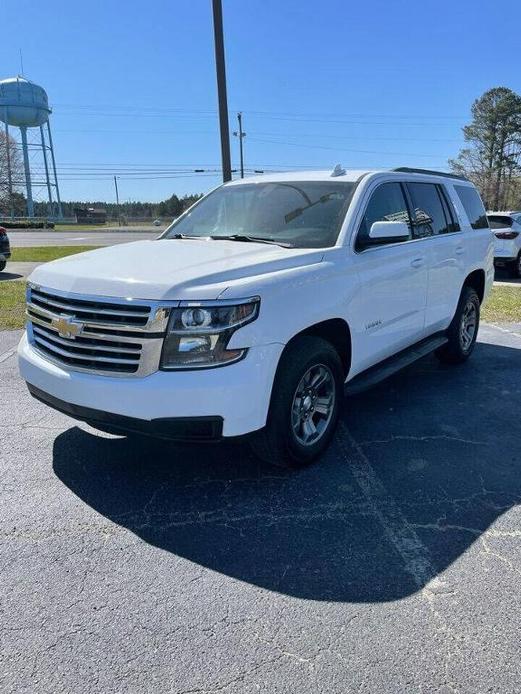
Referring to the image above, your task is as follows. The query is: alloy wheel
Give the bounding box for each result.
[291,364,335,446]
[459,300,477,352]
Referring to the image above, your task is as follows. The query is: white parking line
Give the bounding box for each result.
[337,421,439,590]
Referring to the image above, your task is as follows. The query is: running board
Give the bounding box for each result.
[345,334,448,396]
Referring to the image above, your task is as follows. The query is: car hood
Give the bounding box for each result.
[28,239,325,300]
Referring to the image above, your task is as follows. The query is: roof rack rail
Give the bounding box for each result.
[392,167,468,182]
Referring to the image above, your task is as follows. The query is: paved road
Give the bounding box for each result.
[2,323,521,693]
[8,229,159,247]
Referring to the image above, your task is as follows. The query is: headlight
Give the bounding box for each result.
[160,297,260,369]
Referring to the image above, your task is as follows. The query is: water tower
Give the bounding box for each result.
[0,76,62,218]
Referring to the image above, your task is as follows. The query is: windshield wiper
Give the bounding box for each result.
[169,233,195,239]
[209,234,293,248]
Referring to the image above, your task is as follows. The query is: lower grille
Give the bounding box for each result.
[26,284,171,377]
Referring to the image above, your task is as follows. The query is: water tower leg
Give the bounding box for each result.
[46,121,63,219]
[3,109,14,218]
[20,126,34,218]
[40,125,53,217]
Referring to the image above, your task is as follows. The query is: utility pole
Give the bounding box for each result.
[114,175,121,226]
[211,0,232,183]
[233,112,246,178]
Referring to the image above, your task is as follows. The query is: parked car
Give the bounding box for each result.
[153,219,162,227]
[18,167,494,467]
[487,213,521,278]
[0,226,11,272]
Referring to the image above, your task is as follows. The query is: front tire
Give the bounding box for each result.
[0,261,6,272]
[251,336,343,468]
[436,286,480,365]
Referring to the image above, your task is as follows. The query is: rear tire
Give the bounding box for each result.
[435,286,480,365]
[0,261,6,272]
[250,336,343,469]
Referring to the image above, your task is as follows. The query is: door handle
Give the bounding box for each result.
[411,258,425,268]
[455,245,465,255]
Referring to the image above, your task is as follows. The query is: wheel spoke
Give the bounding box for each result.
[310,368,328,389]
[302,418,317,442]
[314,396,332,416]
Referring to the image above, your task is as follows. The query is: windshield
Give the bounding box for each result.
[162,181,357,248]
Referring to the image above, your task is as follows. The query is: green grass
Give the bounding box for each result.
[0,281,27,330]
[10,246,100,262]
[482,285,521,323]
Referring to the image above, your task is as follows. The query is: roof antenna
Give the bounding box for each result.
[19,48,24,76]
[331,163,345,177]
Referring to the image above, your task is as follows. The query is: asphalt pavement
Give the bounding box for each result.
[2,323,521,693]
[8,229,160,247]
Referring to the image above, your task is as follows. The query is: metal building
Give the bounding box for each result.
[0,75,62,218]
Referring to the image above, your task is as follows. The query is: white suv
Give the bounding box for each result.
[487,212,521,278]
[18,167,494,467]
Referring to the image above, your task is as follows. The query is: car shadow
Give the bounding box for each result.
[0,272,23,281]
[53,341,521,602]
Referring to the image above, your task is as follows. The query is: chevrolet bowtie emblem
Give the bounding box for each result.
[51,315,83,339]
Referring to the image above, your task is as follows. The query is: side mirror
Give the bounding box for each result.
[369,220,410,243]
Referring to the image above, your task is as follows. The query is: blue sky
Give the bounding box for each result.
[1,0,519,203]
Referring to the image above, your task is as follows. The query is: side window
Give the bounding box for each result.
[356,182,411,251]
[407,183,450,238]
[487,215,513,229]
[437,185,460,233]
[454,185,489,230]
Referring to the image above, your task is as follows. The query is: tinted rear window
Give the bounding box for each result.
[454,186,489,230]
[487,215,513,229]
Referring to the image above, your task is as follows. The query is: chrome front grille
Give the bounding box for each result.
[26,284,172,376]
[29,286,152,327]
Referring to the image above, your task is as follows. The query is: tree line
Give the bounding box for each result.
[450,87,521,211]
[31,193,203,221]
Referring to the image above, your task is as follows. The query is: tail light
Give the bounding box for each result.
[495,231,519,240]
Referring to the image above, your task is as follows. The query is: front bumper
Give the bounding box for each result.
[18,333,283,437]
[28,383,224,441]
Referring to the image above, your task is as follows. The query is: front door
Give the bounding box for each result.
[349,181,428,377]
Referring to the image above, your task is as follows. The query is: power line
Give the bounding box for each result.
[52,126,463,144]
[247,136,452,160]
[52,102,468,120]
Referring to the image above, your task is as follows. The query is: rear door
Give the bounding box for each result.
[349,180,428,375]
[406,181,466,332]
